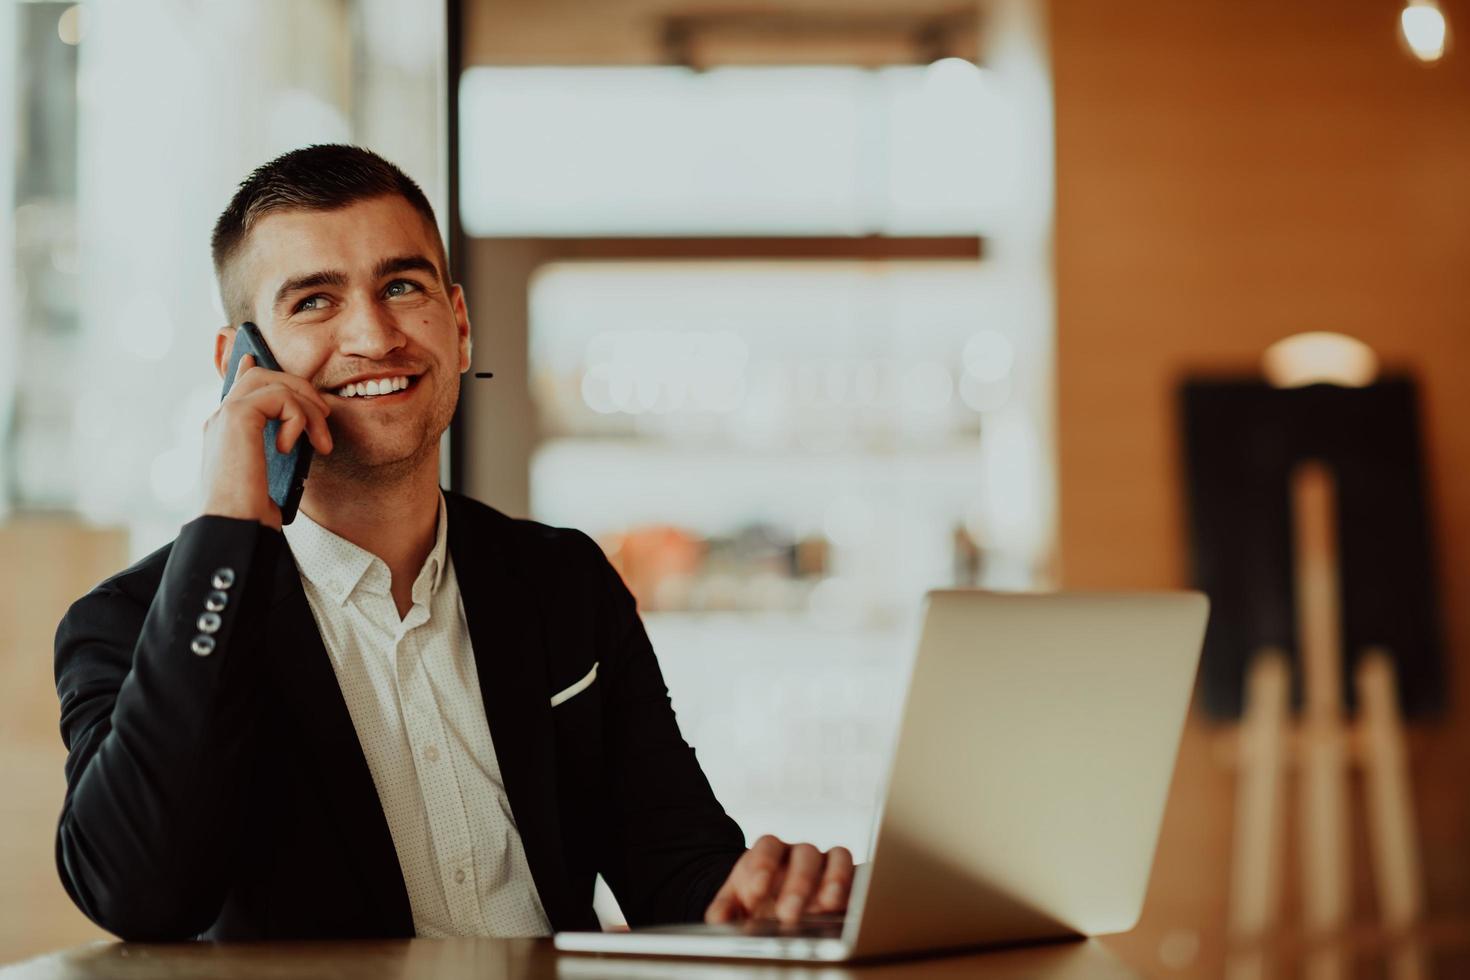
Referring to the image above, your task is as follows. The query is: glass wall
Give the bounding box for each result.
[1,0,448,555]
[457,0,1054,905]
[527,258,1050,852]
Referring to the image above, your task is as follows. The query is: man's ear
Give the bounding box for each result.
[214,325,237,381]
[451,283,472,374]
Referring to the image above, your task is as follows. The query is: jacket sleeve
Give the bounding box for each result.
[53,515,285,941]
[580,533,747,925]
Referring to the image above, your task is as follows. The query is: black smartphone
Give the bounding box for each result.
[220,321,312,525]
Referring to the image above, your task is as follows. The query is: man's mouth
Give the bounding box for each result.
[330,374,421,400]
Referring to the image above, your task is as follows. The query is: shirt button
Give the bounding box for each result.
[197,611,222,634]
[190,635,216,657]
[454,869,466,884]
[423,745,440,763]
[212,567,236,590]
[204,590,228,612]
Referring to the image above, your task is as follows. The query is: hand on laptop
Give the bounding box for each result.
[705,835,854,925]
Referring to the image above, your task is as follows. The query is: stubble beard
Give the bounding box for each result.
[314,374,459,489]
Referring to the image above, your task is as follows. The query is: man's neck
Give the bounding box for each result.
[296,454,443,618]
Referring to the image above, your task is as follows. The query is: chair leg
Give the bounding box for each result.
[1230,650,1290,940]
[1357,650,1426,980]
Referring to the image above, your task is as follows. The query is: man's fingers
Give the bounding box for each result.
[230,353,255,394]
[750,834,788,862]
[774,843,822,923]
[737,835,789,911]
[303,395,334,454]
[704,880,738,924]
[277,396,326,454]
[706,839,859,925]
[276,413,306,454]
[227,356,274,398]
[293,375,333,418]
[244,388,331,455]
[271,371,332,418]
[226,355,332,419]
[810,846,855,912]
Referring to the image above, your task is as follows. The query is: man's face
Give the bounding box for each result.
[214,195,469,479]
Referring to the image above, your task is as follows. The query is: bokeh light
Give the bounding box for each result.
[1401,1,1448,63]
[1262,332,1379,389]
[57,5,85,45]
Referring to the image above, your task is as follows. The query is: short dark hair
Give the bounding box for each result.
[210,144,447,324]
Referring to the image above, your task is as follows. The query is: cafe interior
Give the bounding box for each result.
[1,0,1468,975]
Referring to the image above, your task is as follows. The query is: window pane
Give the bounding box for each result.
[526,259,1052,856]
[460,65,1013,236]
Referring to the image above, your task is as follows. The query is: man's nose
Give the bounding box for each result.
[336,295,407,359]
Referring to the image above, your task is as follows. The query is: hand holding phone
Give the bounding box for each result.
[202,323,332,529]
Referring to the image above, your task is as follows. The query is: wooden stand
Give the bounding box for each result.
[1227,463,1426,980]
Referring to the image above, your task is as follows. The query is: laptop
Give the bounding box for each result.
[554,590,1208,963]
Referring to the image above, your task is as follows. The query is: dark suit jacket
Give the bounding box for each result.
[52,490,746,941]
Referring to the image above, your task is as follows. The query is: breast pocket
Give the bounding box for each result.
[550,661,598,708]
[551,662,603,764]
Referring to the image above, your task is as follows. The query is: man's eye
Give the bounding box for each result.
[295,294,328,313]
[385,279,421,299]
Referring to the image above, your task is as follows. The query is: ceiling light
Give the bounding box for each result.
[1262,332,1379,389]
[1401,0,1448,63]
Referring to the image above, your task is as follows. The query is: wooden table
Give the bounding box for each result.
[9,926,1470,979]
[1,937,1141,979]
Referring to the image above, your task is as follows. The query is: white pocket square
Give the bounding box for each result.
[550,662,598,707]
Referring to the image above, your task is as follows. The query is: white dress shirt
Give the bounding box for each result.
[282,492,551,937]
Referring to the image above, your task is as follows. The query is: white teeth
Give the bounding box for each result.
[335,375,411,398]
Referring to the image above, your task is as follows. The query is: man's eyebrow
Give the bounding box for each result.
[373,254,442,283]
[273,269,349,312]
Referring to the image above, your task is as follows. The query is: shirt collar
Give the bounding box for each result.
[282,490,449,606]
[425,490,449,593]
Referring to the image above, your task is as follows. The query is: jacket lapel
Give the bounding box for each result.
[445,493,588,930]
[265,545,414,937]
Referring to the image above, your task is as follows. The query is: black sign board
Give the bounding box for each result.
[1180,378,1444,720]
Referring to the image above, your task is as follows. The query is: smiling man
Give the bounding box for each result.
[52,144,852,941]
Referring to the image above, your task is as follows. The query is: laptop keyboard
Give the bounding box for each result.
[643,912,846,940]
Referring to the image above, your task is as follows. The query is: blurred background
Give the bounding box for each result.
[1,0,1468,975]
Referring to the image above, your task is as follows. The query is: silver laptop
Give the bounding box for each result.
[554,590,1208,963]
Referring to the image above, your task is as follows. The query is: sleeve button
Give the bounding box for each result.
[204,590,228,612]
[190,635,217,657]
[197,611,222,634]
[212,567,236,590]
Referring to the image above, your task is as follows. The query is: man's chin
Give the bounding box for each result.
[315,439,435,480]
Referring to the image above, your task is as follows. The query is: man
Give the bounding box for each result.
[53,144,853,941]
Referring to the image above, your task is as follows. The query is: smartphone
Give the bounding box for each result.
[220,321,312,525]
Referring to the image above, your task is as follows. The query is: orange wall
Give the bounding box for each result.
[1053,0,1470,930]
